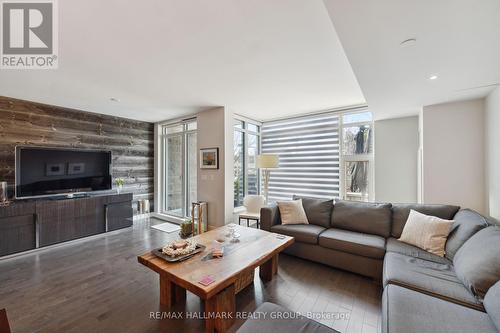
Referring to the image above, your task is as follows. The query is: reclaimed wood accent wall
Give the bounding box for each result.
[0,96,154,212]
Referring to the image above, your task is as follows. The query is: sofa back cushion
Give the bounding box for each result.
[453,226,500,299]
[293,195,333,228]
[484,281,500,332]
[391,204,460,238]
[445,209,490,261]
[331,200,392,237]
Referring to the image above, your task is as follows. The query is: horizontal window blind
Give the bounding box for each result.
[261,113,340,202]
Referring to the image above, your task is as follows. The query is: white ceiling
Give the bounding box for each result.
[0,0,365,122]
[324,0,500,120]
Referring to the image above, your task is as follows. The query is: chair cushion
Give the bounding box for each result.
[331,200,392,237]
[239,212,260,219]
[236,302,339,333]
[271,224,325,245]
[391,204,460,238]
[386,237,450,264]
[484,281,500,332]
[383,252,482,310]
[382,284,496,333]
[398,210,454,257]
[293,195,333,228]
[454,226,500,299]
[319,228,385,259]
[445,209,490,261]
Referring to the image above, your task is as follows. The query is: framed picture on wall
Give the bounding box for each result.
[200,148,219,169]
[68,163,85,175]
[46,163,65,176]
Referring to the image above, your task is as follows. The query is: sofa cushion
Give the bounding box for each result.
[271,224,325,245]
[319,228,385,259]
[386,237,451,264]
[293,195,333,228]
[454,226,500,299]
[484,281,500,332]
[445,209,490,261]
[383,252,482,310]
[236,302,338,333]
[382,284,496,333]
[391,204,460,238]
[331,200,392,237]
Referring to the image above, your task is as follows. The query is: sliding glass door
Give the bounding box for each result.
[162,121,197,217]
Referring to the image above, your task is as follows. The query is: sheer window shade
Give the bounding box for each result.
[261,113,340,202]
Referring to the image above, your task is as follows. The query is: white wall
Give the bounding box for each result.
[486,86,500,221]
[375,116,418,203]
[197,107,234,229]
[421,99,486,213]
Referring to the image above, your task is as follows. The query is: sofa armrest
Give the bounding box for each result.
[260,205,281,231]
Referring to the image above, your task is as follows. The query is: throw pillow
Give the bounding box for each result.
[398,209,454,257]
[277,199,309,225]
[453,226,500,299]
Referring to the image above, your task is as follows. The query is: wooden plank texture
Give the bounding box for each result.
[0,96,154,212]
[138,225,294,300]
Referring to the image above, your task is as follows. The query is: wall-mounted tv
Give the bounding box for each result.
[15,146,112,199]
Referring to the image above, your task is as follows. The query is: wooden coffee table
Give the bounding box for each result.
[138,224,294,333]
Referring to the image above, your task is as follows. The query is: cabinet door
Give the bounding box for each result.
[106,202,133,231]
[0,214,36,256]
[74,196,106,237]
[37,200,76,247]
[37,197,105,247]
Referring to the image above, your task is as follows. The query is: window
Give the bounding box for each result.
[161,120,197,217]
[341,111,373,201]
[261,110,373,203]
[234,119,261,207]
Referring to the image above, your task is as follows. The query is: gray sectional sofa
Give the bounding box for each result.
[260,197,500,333]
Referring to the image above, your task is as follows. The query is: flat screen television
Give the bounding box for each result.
[15,146,112,199]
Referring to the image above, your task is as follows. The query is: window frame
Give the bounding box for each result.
[161,120,197,217]
[339,110,374,201]
[233,116,262,208]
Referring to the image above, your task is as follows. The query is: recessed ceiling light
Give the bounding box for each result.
[400,38,417,46]
[110,97,120,102]
[429,75,438,80]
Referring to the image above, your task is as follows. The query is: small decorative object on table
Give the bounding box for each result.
[115,178,125,194]
[225,223,240,243]
[191,201,208,235]
[163,239,197,257]
[211,240,224,258]
[179,218,193,238]
[153,239,205,262]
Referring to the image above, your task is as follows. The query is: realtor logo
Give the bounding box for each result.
[1,0,58,69]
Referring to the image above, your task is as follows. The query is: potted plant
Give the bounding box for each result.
[115,178,125,194]
[179,218,193,238]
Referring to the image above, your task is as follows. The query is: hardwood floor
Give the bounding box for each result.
[0,218,382,333]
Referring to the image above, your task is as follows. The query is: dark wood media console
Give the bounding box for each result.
[0,193,133,257]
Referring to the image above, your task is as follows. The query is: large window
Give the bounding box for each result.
[234,119,261,207]
[341,112,373,201]
[161,120,197,217]
[261,110,373,203]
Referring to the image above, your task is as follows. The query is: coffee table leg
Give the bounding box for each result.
[159,273,186,308]
[259,254,278,281]
[204,284,235,333]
